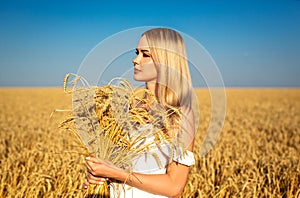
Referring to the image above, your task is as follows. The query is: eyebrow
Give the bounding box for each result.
[136,48,150,53]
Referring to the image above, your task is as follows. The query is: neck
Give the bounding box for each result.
[146,82,156,95]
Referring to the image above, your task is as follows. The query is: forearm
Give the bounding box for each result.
[109,162,190,197]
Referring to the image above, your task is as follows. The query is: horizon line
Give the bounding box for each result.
[0,86,299,89]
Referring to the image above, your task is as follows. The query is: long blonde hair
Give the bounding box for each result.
[142,28,192,109]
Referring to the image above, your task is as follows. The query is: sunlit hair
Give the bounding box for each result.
[142,28,193,109]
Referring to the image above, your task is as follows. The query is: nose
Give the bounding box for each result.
[132,54,141,66]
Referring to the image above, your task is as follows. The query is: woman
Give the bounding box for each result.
[84,28,195,198]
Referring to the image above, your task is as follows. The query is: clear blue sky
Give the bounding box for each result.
[0,0,299,87]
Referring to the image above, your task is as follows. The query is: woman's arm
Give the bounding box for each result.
[85,108,195,197]
[86,153,192,198]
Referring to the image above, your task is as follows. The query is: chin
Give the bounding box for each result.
[134,76,144,82]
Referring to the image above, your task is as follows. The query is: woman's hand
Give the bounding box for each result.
[83,175,108,188]
[84,157,121,188]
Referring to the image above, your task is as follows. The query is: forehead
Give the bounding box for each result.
[136,35,150,49]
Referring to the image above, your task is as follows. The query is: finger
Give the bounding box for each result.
[86,162,93,173]
[86,157,104,164]
[83,181,89,189]
[86,159,100,172]
[86,157,116,169]
[87,177,107,185]
[86,172,108,184]
[87,173,107,182]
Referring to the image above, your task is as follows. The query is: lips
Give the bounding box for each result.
[134,68,141,74]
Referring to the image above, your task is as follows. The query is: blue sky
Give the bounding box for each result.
[0,0,299,87]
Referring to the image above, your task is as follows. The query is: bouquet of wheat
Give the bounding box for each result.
[59,73,183,197]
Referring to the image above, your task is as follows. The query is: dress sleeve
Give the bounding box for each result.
[173,150,195,166]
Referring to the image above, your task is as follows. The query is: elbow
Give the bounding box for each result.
[168,184,184,198]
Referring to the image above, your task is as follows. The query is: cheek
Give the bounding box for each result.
[140,57,152,65]
[144,63,157,77]
[142,61,156,72]
[140,57,155,69]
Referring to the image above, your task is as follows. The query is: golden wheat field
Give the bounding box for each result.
[0,88,299,198]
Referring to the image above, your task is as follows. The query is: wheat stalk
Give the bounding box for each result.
[60,73,183,197]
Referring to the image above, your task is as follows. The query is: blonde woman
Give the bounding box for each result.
[84,28,195,198]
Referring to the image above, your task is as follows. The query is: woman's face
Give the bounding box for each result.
[133,35,157,83]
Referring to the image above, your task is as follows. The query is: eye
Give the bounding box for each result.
[135,50,139,55]
[143,53,150,57]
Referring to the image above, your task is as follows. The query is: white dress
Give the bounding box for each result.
[110,124,195,198]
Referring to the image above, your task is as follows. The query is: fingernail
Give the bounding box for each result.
[99,181,104,185]
[86,157,90,160]
[84,185,87,189]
